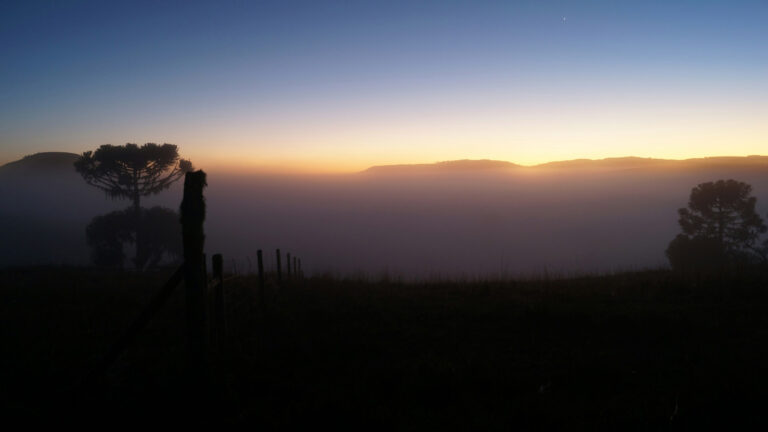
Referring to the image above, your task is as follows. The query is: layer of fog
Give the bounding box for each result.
[3,161,767,278]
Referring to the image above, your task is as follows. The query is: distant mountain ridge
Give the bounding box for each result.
[363,155,768,174]
[363,159,519,173]
[2,152,768,176]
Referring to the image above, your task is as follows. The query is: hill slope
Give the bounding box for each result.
[0,152,80,175]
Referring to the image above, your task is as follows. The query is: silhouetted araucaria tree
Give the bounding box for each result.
[75,143,192,269]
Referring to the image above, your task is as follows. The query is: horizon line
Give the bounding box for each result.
[4,152,768,176]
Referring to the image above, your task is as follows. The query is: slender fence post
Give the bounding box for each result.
[298,258,302,278]
[202,252,210,346]
[212,253,224,347]
[287,253,292,278]
[181,170,208,377]
[257,249,265,306]
[201,252,208,341]
[276,249,282,283]
[202,253,208,281]
[293,256,297,276]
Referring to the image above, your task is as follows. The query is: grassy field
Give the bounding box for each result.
[2,267,768,428]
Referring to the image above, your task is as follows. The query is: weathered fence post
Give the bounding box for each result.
[257,249,265,305]
[293,256,298,276]
[298,258,302,278]
[287,252,292,277]
[276,249,282,283]
[212,253,224,347]
[181,170,208,375]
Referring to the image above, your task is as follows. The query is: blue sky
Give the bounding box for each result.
[1,0,767,171]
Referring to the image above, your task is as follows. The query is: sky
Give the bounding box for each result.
[1,0,767,172]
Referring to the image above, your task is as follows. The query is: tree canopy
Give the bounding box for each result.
[678,180,765,252]
[668,179,767,271]
[74,143,192,202]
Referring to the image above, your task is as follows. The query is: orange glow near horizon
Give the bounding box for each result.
[3,93,767,174]
[149,95,768,174]
[4,58,767,173]
[185,121,768,174]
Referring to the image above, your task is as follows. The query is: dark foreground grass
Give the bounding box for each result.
[2,267,768,429]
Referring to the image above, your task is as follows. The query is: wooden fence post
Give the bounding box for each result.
[181,170,208,375]
[212,253,224,346]
[287,252,292,277]
[293,256,297,276]
[298,258,302,278]
[257,249,265,305]
[276,249,282,283]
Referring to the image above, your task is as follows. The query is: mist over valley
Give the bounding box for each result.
[4,152,768,277]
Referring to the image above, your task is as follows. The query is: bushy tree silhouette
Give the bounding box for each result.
[86,206,183,269]
[667,179,767,271]
[86,210,133,268]
[75,143,192,268]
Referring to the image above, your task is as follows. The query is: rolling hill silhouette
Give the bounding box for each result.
[0,152,80,175]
